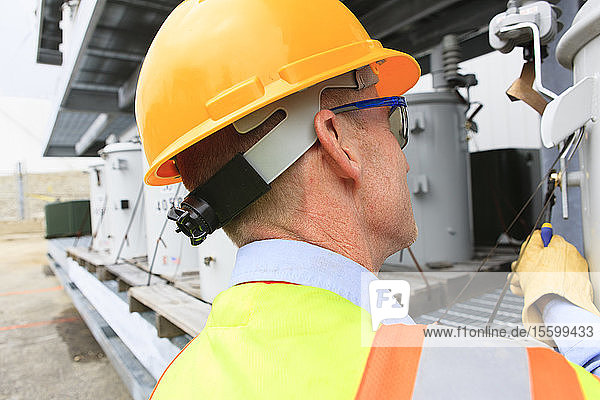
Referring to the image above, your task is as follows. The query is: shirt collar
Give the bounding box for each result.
[229,239,415,325]
[229,239,376,308]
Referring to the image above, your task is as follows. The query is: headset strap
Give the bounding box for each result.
[170,68,378,244]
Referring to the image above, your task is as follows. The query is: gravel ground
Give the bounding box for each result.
[0,231,131,400]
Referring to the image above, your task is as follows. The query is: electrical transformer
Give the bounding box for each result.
[196,229,237,303]
[98,142,147,260]
[386,91,473,268]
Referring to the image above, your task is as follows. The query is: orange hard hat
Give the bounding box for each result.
[136,0,421,186]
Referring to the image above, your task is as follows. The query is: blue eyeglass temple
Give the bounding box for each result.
[330,96,407,114]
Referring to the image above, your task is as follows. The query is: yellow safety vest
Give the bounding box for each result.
[150,282,600,399]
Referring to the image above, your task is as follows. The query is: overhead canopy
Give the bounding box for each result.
[41,0,180,157]
[346,0,509,72]
[40,0,508,157]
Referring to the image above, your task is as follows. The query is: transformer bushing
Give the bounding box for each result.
[442,35,461,86]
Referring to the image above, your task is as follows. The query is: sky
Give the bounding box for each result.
[0,0,99,176]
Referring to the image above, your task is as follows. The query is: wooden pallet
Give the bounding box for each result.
[123,257,200,284]
[173,278,203,300]
[104,263,167,292]
[66,246,113,273]
[128,284,211,338]
[119,256,148,271]
[163,270,199,284]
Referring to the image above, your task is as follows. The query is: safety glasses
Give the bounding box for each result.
[330,96,409,149]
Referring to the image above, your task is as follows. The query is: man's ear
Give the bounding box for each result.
[314,110,361,183]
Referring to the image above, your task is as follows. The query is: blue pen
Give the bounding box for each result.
[541,222,553,247]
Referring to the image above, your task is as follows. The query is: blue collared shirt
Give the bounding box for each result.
[229,239,600,375]
[229,238,414,324]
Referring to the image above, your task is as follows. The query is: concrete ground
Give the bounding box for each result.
[0,231,131,400]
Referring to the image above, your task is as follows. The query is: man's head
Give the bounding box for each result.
[176,77,416,271]
[136,0,421,270]
[316,86,418,260]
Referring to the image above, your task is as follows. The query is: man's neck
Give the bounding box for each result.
[249,207,384,274]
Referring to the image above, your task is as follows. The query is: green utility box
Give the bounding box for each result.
[44,200,92,239]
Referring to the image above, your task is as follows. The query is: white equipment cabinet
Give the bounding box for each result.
[99,142,147,260]
[196,229,237,303]
[142,175,200,279]
[87,162,111,253]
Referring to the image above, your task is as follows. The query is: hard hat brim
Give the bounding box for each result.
[144,45,420,186]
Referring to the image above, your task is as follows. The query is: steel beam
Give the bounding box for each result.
[71,82,120,93]
[354,0,506,60]
[382,4,505,61]
[44,145,77,157]
[79,67,129,77]
[362,0,463,39]
[118,63,142,110]
[37,48,63,65]
[45,143,106,157]
[63,88,121,113]
[87,47,145,62]
[109,0,173,13]
[75,113,111,155]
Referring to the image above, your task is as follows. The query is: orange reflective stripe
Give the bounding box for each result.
[527,347,585,400]
[355,324,426,400]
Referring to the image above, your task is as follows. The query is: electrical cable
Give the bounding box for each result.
[435,131,578,325]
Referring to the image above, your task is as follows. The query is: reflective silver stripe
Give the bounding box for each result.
[412,346,531,400]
